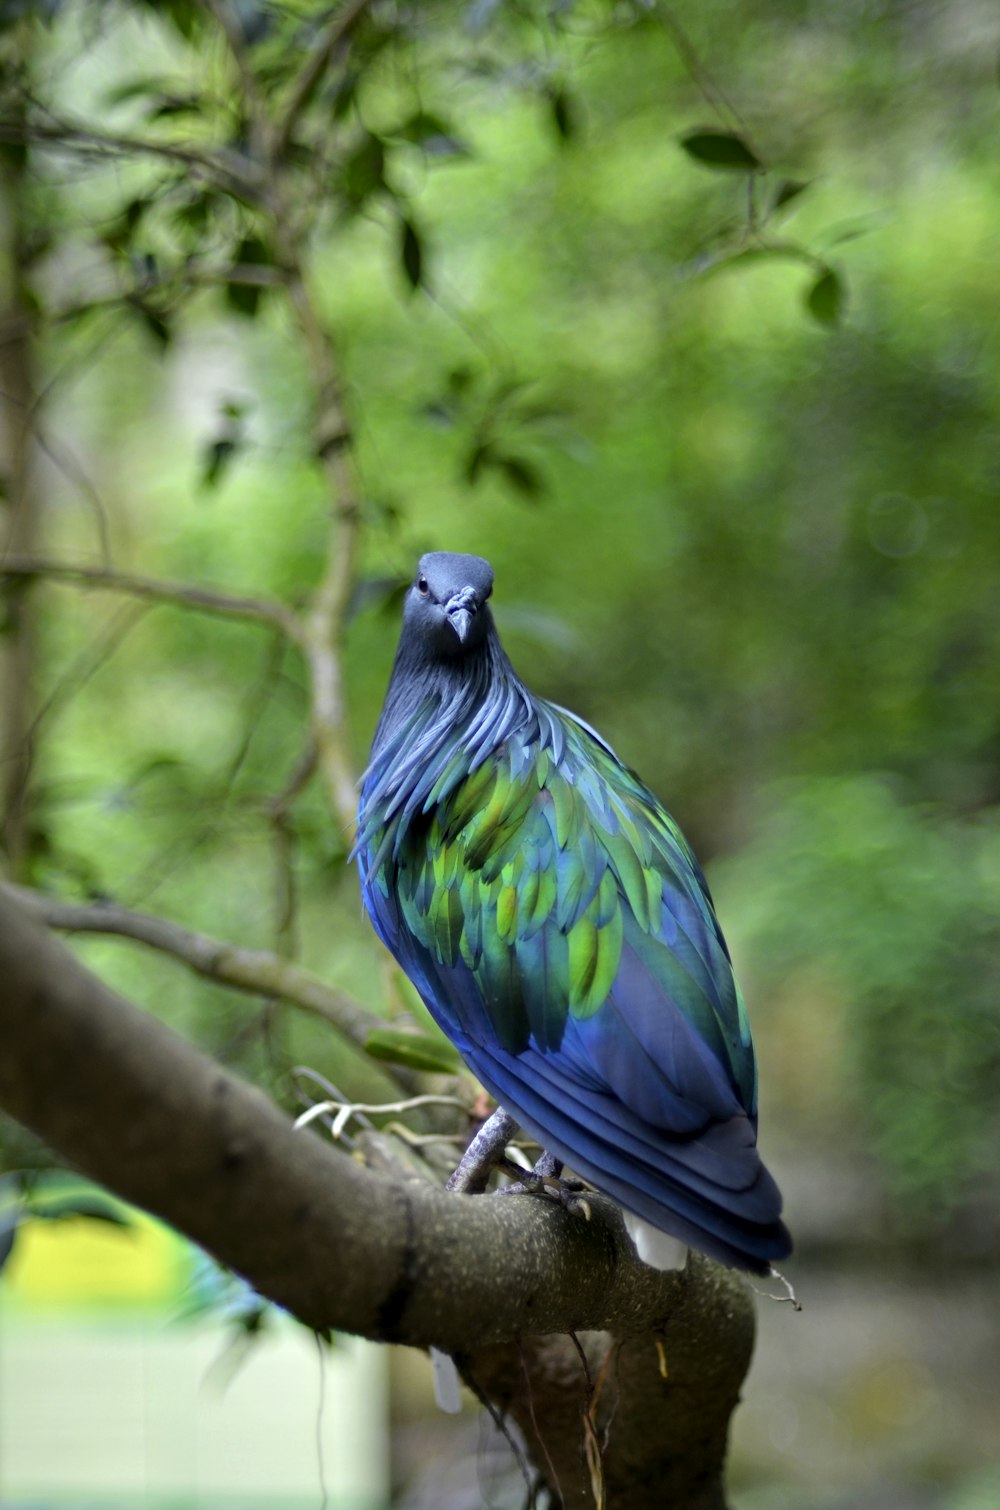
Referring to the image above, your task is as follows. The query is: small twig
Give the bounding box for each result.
[266,739,319,822]
[5,884,380,1050]
[380,1124,466,1148]
[567,1332,606,1510]
[13,598,147,799]
[656,3,751,139]
[294,1091,469,1139]
[0,554,302,640]
[520,1347,564,1510]
[273,0,373,162]
[461,1365,538,1510]
[752,1266,802,1311]
[0,118,262,203]
[31,423,113,563]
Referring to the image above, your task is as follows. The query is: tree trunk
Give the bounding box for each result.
[0,52,40,878]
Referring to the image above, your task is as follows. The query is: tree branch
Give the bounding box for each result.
[273,0,373,162]
[0,555,302,640]
[0,887,756,1507]
[0,85,41,878]
[0,886,747,1342]
[5,884,380,1050]
[273,232,362,838]
[0,119,263,204]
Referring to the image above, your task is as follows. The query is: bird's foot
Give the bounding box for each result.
[446,1105,522,1194]
[497,1152,593,1221]
[447,1108,593,1219]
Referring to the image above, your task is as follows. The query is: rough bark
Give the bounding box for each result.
[0,83,40,877]
[0,884,755,1507]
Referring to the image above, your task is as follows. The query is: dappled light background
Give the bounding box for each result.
[2,1,999,1507]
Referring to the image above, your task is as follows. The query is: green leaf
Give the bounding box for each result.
[549,85,576,142]
[138,306,171,349]
[497,453,545,500]
[173,190,215,236]
[448,366,475,395]
[146,94,205,122]
[806,266,845,326]
[201,436,238,489]
[393,111,470,158]
[773,178,810,211]
[464,440,494,485]
[680,129,761,171]
[130,0,202,40]
[340,133,385,207]
[0,1216,18,1274]
[226,234,271,317]
[103,74,176,108]
[364,1027,460,1074]
[400,216,424,290]
[330,72,358,121]
[35,1193,132,1227]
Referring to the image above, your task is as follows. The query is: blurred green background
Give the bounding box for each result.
[2,1,999,1506]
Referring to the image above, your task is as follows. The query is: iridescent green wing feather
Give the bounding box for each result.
[391,706,756,1113]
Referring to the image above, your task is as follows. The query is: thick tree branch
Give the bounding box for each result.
[0,887,756,1507]
[0,92,40,877]
[0,887,749,1345]
[5,884,380,1050]
[468,1305,753,1510]
[0,555,301,639]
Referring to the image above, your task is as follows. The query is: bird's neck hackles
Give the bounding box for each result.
[358,626,566,864]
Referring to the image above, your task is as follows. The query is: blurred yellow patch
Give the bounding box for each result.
[4,1212,188,1310]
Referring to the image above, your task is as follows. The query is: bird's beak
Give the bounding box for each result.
[445,586,478,644]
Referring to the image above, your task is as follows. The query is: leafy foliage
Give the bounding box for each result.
[720,779,1000,1220]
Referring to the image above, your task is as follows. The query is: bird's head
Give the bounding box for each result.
[403,551,495,659]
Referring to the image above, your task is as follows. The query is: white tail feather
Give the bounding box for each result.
[624,1212,689,1271]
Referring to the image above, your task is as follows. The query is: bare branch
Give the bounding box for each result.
[0,119,263,204]
[6,884,381,1051]
[266,738,319,821]
[0,107,41,877]
[655,4,752,140]
[272,242,362,836]
[0,555,302,640]
[273,0,373,162]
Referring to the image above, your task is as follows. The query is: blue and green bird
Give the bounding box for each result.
[356,552,791,1274]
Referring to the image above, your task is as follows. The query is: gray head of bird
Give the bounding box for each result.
[404,551,495,659]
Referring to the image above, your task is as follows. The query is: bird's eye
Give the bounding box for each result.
[417,576,429,595]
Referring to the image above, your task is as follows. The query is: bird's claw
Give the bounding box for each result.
[498,1160,592,1219]
[448,1106,592,1218]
